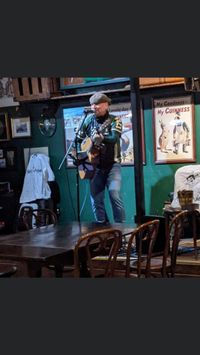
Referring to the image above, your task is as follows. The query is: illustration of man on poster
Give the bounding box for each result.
[172,112,190,154]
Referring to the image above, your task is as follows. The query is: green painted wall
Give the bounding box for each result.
[1,85,200,224]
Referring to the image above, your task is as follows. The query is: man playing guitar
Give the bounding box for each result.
[75,92,126,224]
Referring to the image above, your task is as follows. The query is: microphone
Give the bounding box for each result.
[84,107,94,114]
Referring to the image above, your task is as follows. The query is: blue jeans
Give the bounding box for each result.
[90,163,126,223]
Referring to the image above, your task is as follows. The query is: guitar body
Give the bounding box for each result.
[81,137,101,165]
[78,161,95,180]
[78,138,99,179]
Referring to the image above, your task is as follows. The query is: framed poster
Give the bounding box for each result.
[153,95,195,164]
[0,112,10,141]
[63,102,145,167]
[110,102,145,165]
[63,107,85,167]
[11,116,31,138]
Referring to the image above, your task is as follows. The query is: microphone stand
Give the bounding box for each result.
[58,139,75,171]
[58,110,90,223]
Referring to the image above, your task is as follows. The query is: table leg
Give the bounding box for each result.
[54,264,64,277]
[163,215,170,277]
[27,262,42,277]
[192,213,198,260]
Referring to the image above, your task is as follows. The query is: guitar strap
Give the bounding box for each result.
[92,115,112,135]
[92,116,101,132]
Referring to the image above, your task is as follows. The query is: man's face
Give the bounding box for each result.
[91,102,109,117]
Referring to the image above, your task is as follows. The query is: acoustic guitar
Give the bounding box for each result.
[77,117,112,180]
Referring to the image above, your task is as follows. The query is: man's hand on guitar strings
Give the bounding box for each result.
[91,132,104,145]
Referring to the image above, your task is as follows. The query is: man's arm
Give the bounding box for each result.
[75,115,92,149]
[69,116,91,162]
[103,116,122,143]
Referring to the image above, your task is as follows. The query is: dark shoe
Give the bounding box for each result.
[173,150,178,154]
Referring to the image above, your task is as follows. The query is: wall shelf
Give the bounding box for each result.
[11,77,185,104]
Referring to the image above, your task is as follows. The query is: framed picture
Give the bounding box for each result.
[0,112,10,141]
[153,95,196,164]
[110,102,145,165]
[0,77,19,107]
[0,147,17,170]
[63,106,85,167]
[11,116,31,138]
[63,102,145,167]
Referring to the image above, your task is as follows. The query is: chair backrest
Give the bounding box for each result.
[16,203,38,231]
[139,215,166,254]
[73,228,122,278]
[23,208,57,229]
[167,210,191,277]
[125,220,160,278]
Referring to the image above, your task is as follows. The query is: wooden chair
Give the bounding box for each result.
[22,208,57,229]
[15,205,35,231]
[150,210,191,277]
[0,263,17,277]
[124,220,160,278]
[73,228,122,278]
[19,208,58,277]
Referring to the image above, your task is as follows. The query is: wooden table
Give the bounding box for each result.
[0,222,136,277]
